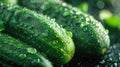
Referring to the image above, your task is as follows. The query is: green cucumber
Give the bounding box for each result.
[18,0,110,57]
[0,3,75,64]
[0,33,53,67]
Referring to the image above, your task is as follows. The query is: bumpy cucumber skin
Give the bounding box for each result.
[0,34,53,67]
[0,3,75,64]
[18,0,110,57]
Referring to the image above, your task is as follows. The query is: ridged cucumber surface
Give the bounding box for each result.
[0,33,53,67]
[0,3,75,64]
[18,0,110,57]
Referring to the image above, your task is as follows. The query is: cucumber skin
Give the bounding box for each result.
[18,0,110,57]
[0,3,75,64]
[0,33,53,67]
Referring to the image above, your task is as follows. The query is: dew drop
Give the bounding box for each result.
[30,31,34,34]
[60,49,64,52]
[113,45,116,49]
[105,30,109,34]
[27,48,37,54]
[108,58,113,61]
[114,63,117,67]
[42,33,48,37]
[60,25,63,28]
[119,57,120,60]
[51,18,55,22]
[86,17,90,22]
[118,53,120,56]
[0,3,3,6]
[100,60,105,64]
[80,23,84,27]
[62,2,67,6]
[76,12,81,15]
[52,40,58,44]
[19,54,26,60]
[83,27,88,32]
[97,1,104,9]
[32,59,40,63]
[63,11,70,16]
[65,30,73,38]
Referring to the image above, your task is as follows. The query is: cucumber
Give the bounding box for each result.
[0,3,75,64]
[0,33,53,67]
[18,0,110,57]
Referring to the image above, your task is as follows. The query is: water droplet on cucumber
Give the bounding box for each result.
[27,48,37,54]
[19,54,26,60]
